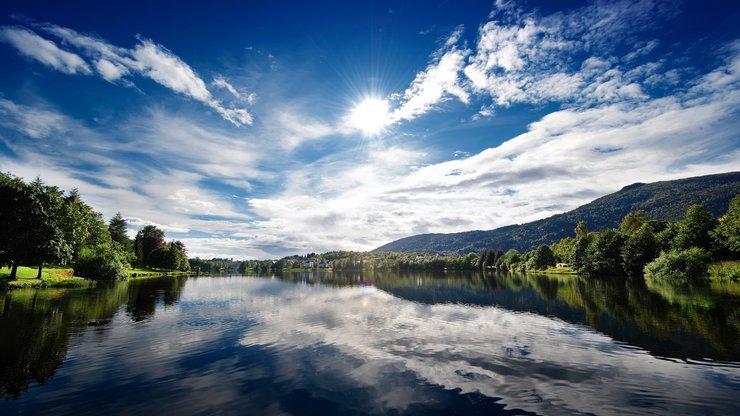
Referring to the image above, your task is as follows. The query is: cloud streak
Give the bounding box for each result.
[0,26,91,75]
[0,22,254,126]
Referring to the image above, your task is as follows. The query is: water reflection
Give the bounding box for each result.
[0,277,185,399]
[0,273,738,415]
[280,270,740,361]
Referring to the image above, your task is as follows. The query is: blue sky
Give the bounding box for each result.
[0,0,738,259]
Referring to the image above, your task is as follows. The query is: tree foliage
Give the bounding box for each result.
[582,228,625,276]
[527,245,555,270]
[134,225,166,267]
[644,248,710,285]
[711,195,740,257]
[0,174,72,279]
[621,224,658,277]
[620,210,650,235]
[74,244,129,280]
[672,204,717,251]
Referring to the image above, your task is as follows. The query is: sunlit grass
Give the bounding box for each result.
[708,261,740,281]
[128,267,190,278]
[0,265,90,288]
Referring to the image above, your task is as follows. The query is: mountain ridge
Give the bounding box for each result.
[373,172,740,254]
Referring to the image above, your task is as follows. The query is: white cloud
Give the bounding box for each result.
[462,1,668,108]
[0,98,68,138]
[386,0,676,123]
[212,76,251,102]
[271,110,344,150]
[94,58,128,81]
[0,26,91,74]
[0,23,254,126]
[131,40,211,102]
[390,27,470,123]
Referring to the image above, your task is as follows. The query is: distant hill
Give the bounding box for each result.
[374,172,740,254]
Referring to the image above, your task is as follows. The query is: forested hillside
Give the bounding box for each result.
[374,172,740,254]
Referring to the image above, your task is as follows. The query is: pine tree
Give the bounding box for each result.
[108,212,129,244]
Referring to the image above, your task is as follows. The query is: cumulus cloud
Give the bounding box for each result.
[463,0,670,108]
[384,0,678,123]
[0,26,91,74]
[0,22,254,126]
[390,26,470,123]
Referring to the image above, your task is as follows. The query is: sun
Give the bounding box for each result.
[348,97,391,135]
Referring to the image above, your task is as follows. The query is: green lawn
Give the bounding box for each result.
[128,267,190,277]
[0,265,90,288]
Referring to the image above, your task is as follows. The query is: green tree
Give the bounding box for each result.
[710,194,740,258]
[621,224,658,277]
[527,245,556,270]
[644,248,710,284]
[0,173,35,279]
[575,220,589,239]
[620,210,650,235]
[551,237,575,263]
[74,244,129,280]
[60,189,92,257]
[571,236,591,271]
[672,204,717,251]
[582,228,625,276]
[173,241,190,271]
[83,211,114,248]
[497,249,521,271]
[26,178,73,278]
[655,221,679,252]
[108,213,130,245]
[134,225,165,267]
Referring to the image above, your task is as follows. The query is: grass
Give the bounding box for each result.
[1,263,193,289]
[708,261,740,281]
[0,265,91,289]
[529,266,579,275]
[128,267,191,278]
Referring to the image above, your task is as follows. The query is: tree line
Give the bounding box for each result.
[507,195,740,282]
[0,173,189,280]
[238,195,739,282]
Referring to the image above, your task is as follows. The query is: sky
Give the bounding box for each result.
[0,0,738,259]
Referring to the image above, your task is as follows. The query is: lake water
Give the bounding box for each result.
[1,271,739,415]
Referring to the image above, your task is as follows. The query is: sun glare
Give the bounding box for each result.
[349,97,391,135]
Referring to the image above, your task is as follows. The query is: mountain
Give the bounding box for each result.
[374,172,740,254]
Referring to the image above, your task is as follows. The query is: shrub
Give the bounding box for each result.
[74,244,129,280]
[643,248,710,285]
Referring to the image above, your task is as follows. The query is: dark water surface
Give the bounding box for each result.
[1,272,739,415]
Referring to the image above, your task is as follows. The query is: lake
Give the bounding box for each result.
[1,271,739,415]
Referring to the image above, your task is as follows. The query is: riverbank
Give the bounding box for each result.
[0,265,192,289]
